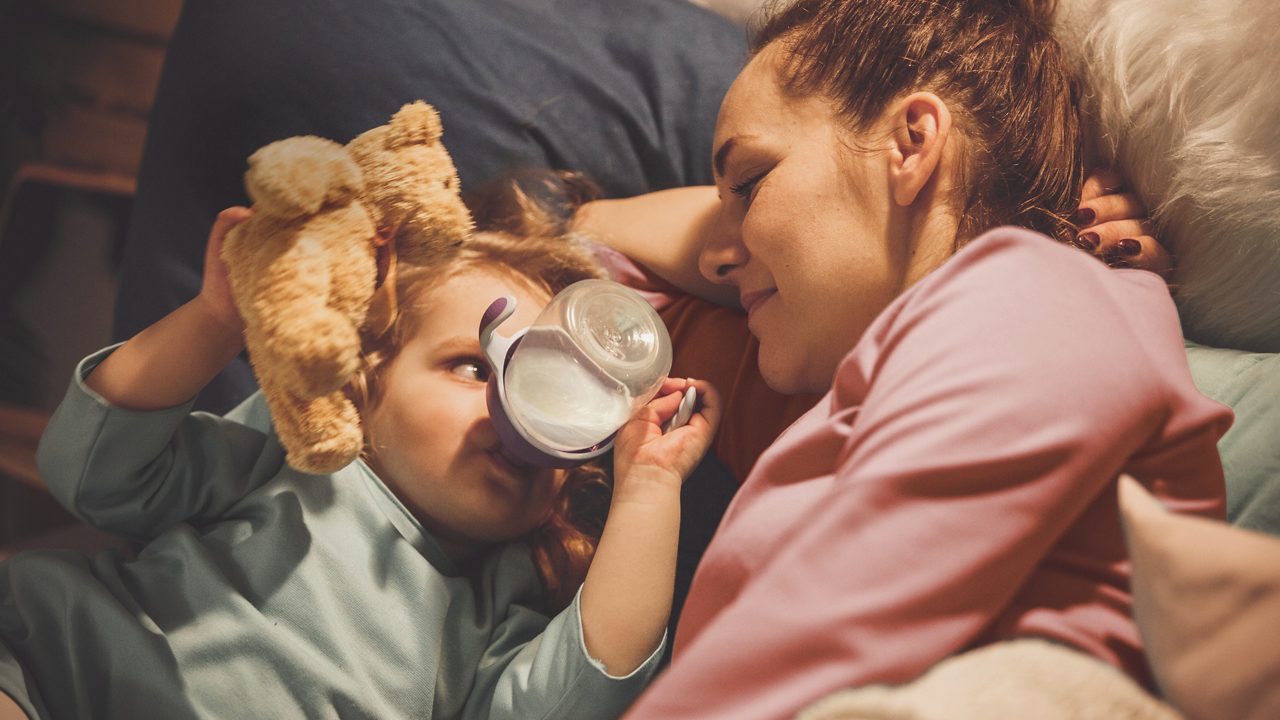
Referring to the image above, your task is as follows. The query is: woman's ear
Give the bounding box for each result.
[889,92,951,207]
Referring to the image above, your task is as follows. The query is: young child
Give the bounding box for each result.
[0,206,719,720]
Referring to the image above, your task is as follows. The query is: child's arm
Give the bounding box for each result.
[84,208,250,408]
[579,378,721,676]
[36,208,277,539]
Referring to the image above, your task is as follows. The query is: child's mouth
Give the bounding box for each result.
[486,449,529,483]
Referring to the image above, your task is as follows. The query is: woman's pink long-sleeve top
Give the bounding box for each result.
[624,228,1231,719]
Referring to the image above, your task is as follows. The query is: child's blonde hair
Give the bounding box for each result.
[348,181,611,613]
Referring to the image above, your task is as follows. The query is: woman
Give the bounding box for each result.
[575,1,1230,717]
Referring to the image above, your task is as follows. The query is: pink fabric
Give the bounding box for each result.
[624,228,1231,720]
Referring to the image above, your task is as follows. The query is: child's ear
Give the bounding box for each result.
[888,92,952,207]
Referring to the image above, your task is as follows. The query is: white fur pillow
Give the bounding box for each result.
[1057,0,1280,352]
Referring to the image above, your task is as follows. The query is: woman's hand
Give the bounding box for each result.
[1072,168,1172,274]
[612,378,721,501]
[196,207,253,334]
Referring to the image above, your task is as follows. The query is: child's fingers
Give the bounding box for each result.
[1080,167,1126,202]
[206,207,253,259]
[673,380,721,436]
[640,379,721,431]
[647,387,689,417]
[212,206,253,237]
[631,386,689,429]
[658,376,691,395]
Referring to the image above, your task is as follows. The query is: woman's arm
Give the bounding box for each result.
[573,187,740,307]
[85,208,249,408]
[623,230,1229,719]
[580,378,721,675]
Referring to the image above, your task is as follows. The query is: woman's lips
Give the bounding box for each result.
[740,288,777,320]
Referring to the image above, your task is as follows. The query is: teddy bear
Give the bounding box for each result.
[221,101,473,474]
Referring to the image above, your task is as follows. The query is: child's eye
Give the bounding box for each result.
[449,358,491,383]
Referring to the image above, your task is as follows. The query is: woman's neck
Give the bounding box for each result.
[904,204,961,288]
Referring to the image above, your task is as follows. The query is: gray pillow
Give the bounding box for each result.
[115,0,747,414]
[1185,341,1280,535]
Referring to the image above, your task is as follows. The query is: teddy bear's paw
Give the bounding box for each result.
[260,309,363,397]
[288,430,364,475]
[246,137,365,219]
[277,394,365,475]
[280,344,361,399]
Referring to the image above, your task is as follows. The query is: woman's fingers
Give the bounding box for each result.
[1072,230,1172,274]
[1103,235,1172,274]
[1070,186,1172,274]
[1080,166,1126,202]
[1074,217,1148,252]
[1074,192,1145,227]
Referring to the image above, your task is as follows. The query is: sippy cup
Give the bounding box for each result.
[479,278,689,468]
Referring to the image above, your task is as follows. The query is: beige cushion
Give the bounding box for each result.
[796,638,1178,720]
[1118,476,1280,720]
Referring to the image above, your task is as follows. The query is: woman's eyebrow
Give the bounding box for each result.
[713,134,762,179]
[713,137,739,179]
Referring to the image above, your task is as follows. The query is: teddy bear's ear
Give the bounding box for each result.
[245,136,364,219]
[385,101,445,148]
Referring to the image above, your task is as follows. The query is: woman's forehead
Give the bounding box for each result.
[715,50,845,158]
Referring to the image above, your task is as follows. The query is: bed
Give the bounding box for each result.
[38,0,1280,717]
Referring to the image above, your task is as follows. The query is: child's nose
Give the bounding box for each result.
[468,395,502,452]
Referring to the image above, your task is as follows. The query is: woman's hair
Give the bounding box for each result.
[754,0,1085,247]
[349,178,610,613]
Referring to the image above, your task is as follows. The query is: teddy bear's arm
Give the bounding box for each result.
[247,230,371,399]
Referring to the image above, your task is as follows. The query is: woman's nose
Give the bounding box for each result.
[698,216,748,285]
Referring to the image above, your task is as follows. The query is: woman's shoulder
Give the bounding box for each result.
[848,226,1187,382]
[913,226,1172,314]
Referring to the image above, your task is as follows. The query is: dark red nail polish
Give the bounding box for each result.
[1071,207,1096,226]
[1117,238,1142,257]
[1076,232,1100,251]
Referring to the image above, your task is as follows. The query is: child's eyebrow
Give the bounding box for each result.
[431,335,483,355]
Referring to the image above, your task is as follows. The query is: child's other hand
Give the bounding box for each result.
[197,207,252,333]
[1072,167,1172,274]
[612,378,721,501]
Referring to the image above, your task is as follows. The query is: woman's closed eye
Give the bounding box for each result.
[729,171,766,201]
[448,357,492,383]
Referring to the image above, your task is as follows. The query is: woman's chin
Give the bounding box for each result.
[758,350,828,396]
